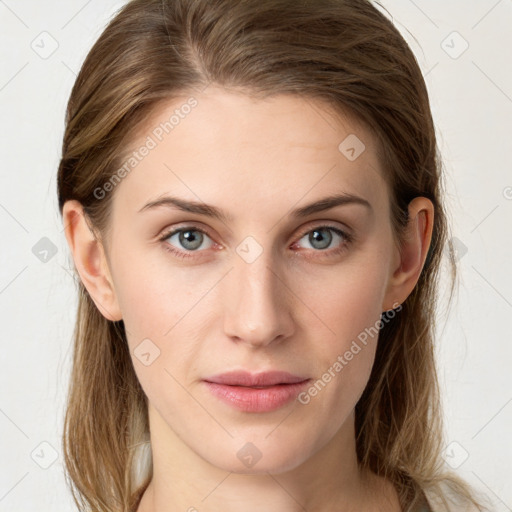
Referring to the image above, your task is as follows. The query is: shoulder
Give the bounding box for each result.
[423,485,483,512]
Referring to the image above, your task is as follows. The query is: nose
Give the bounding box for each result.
[222,251,295,348]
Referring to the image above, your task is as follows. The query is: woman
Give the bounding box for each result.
[57,0,489,510]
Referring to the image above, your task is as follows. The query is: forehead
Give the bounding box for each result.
[110,86,388,223]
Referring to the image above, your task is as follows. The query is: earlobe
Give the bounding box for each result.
[382,197,434,312]
[62,200,123,321]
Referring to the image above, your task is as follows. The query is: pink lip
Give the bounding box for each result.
[203,371,311,413]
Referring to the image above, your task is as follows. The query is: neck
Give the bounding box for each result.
[136,403,399,512]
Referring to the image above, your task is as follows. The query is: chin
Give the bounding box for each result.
[201,436,316,475]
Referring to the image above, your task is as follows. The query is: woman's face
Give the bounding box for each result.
[101,86,403,473]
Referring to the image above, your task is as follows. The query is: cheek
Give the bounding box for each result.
[112,234,388,403]
[294,251,389,348]
[109,250,214,397]
[293,252,388,407]
[110,245,202,342]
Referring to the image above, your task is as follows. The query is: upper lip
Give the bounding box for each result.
[204,370,309,387]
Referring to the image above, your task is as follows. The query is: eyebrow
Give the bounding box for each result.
[137,192,372,222]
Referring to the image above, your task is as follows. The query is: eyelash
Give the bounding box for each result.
[158,224,354,260]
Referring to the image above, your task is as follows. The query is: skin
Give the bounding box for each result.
[63,85,434,512]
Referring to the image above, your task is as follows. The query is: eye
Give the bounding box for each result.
[159,226,214,259]
[294,225,353,255]
[158,224,353,260]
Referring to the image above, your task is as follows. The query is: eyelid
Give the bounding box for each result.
[157,220,354,254]
[158,220,351,240]
[158,222,212,239]
[158,224,216,248]
[294,220,352,240]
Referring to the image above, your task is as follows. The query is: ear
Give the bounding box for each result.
[62,200,123,321]
[382,196,434,312]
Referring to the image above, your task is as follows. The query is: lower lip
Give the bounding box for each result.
[203,380,310,413]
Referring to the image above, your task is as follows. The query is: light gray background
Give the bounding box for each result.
[1,1,511,510]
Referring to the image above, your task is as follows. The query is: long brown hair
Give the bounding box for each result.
[57,0,489,510]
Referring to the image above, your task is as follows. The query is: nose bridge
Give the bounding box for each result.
[222,243,293,346]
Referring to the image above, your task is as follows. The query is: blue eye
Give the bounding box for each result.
[296,226,350,252]
[159,227,213,258]
[158,224,353,260]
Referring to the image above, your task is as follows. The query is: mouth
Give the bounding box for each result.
[202,370,311,412]
[203,370,309,387]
